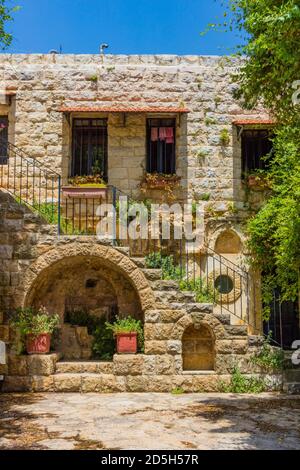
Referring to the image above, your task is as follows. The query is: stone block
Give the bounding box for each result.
[167,340,182,355]
[32,375,54,392]
[215,340,248,355]
[54,373,82,392]
[0,325,10,343]
[8,354,28,376]
[0,245,13,259]
[0,363,8,375]
[27,354,57,376]
[2,376,32,392]
[113,354,144,376]
[81,375,103,393]
[155,355,175,375]
[144,323,174,341]
[144,340,168,355]
[146,375,172,393]
[125,375,149,392]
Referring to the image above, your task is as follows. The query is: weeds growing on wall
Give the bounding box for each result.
[218,366,267,393]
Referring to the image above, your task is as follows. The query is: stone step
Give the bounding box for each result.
[151,280,180,291]
[248,335,265,347]
[53,373,126,393]
[141,268,162,281]
[213,312,231,325]
[184,303,214,314]
[283,369,300,382]
[55,361,114,374]
[131,257,147,268]
[282,382,300,395]
[154,290,196,304]
[283,351,300,370]
[224,324,248,336]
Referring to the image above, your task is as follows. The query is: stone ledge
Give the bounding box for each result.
[7,353,60,376]
[1,372,282,393]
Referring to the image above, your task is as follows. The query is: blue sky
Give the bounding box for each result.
[6,0,239,55]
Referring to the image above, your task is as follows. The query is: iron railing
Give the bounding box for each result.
[0,139,61,233]
[0,139,269,336]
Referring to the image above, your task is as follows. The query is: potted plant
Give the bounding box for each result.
[141,172,181,190]
[10,307,60,355]
[105,316,143,354]
[62,160,108,198]
[245,171,271,190]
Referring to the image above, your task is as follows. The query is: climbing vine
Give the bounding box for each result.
[208,1,300,307]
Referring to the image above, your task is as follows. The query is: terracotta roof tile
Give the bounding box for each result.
[59,106,189,113]
[233,119,275,125]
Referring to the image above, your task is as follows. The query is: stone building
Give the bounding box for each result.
[0,53,298,392]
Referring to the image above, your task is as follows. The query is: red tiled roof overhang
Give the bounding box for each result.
[232,119,275,125]
[59,106,189,113]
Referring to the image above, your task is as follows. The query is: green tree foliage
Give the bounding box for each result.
[211,1,300,305]
[0,0,18,49]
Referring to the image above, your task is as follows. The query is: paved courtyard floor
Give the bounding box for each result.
[0,393,300,450]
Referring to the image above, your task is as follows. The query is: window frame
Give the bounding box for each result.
[146,118,176,175]
[241,128,274,177]
[0,116,9,165]
[71,118,108,180]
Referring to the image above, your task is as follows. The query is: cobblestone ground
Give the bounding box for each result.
[0,393,300,450]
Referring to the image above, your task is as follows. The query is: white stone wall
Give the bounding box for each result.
[0,53,270,208]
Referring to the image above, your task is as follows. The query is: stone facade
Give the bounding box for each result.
[0,54,270,205]
[0,54,281,392]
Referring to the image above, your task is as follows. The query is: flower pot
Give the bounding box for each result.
[26,333,51,355]
[62,186,108,199]
[116,332,138,354]
[247,175,270,191]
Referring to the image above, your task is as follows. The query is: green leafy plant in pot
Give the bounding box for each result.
[10,307,60,355]
[105,316,143,354]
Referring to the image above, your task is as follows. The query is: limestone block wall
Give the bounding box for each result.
[0,54,270,212]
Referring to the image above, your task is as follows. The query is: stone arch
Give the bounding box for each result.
[182,323,215,371]
[214,229,242,254]
[16,242,155,314]
[172,312,226,341]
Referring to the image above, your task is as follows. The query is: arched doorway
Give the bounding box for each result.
[25,254,143,360]
[182,324,215,371]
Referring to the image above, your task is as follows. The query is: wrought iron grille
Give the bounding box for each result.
[147,118,176,174]
[241,129,273,175]
[71,118,108,180]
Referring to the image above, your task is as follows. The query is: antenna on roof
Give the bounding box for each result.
[100,43,109,55]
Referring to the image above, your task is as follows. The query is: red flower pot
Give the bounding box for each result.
[116,332,138,354]
[26,333,51,355]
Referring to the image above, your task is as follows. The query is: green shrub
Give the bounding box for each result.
[171,387,185,395]
[220,128,230,146]
[92,322,115,360]
[179,277,216,303]
[250,334,284,372]
[218,366,266,393]
[10,307,60,337]
[145,252,183,281]
[65,310,117,359]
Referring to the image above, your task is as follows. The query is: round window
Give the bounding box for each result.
[214,275,234,294]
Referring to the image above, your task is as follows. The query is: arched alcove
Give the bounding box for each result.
[215,229,242,254]
[182,324,215,371]
[27,255,143,323]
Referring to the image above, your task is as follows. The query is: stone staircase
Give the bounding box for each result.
[139,261,249,340]
[283,352,300,394]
